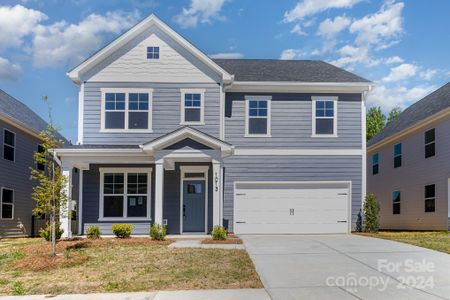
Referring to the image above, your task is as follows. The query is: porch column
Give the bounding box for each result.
[60,163,73,238]
[154,160,164,225]
[212,161,222,227]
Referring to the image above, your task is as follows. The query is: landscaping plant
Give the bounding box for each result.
[150,223,166,241]
[111,224,134,238]
[363,193,380,233]
[86,225,101,239]
[211,225,227,240]
[39,222,64,242]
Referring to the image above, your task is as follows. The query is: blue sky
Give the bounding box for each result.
[0,0,449,142]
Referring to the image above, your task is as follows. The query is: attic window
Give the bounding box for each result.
[147,47,159,59]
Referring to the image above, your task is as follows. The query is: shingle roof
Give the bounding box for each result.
[368,82,450,147]
[212,59,370,83]
[0,89,66,141]
[64,144,140,149]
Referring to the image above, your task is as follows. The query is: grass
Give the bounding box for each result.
[0,237,262,296]
[356,231,450,254]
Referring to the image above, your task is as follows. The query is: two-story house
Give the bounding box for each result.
[55,15,372,237]
[367,83,450,231]
[0,90,72,237]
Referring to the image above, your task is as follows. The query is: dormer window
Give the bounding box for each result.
[147,47,159,59]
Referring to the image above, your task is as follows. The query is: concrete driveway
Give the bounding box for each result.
[242,234,450,300]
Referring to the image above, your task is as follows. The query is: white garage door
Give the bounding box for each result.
[234,182,350,234]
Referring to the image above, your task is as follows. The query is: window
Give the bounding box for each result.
[424,184,435,212]
[180,89,204,124]
[246,98,271,136]
[102,89,152,131]
[3,129,15,161]
[392,191,400,214]
[313,97,337,136]
[394,143,402,168]
[147,46,159,59]
[37,144,45,171]
[425,128,435,158]
[372,153,379,175]
[100,168,151,220]
[1,188,14,219]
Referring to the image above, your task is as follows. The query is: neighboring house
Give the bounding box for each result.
[367,83,450,230]
[0,90,71,237]
[55,14,372,237]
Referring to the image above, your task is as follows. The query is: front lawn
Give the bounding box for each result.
[356,231,450,254]
[0,237,262,296]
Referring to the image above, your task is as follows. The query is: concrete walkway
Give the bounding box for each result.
[243,234,450,300]
[0,289,270,300]
[168,239,245,249]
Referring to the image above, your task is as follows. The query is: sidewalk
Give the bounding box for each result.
[0,289,271,300]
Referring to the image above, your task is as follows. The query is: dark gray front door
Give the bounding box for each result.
[183,180,206,232]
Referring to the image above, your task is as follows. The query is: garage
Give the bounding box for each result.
[234,182,351,234]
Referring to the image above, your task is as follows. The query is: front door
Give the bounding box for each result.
[183,180,206,232]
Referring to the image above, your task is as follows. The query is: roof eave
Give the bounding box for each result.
[225,81,374,93]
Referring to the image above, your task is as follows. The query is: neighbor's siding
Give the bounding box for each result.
[223,155,363,232]
[82,82,220,145]
[367,116,450,230]
[225,93,362,148]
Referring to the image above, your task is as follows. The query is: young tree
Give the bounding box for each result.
[366,107,386,141]
[363,193,380,233]
[30,96,67,256]
[387,106,402,125]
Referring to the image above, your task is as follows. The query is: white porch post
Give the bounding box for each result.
[154,160,164,225]
[61,163,73,238]
[212,161,222,227]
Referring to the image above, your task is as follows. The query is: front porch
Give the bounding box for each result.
[56,127,233,237]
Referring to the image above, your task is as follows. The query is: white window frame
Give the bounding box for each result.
[99,168,152,221]
[1,187,14,220]
[180,89,205,125]
[100,88,153,133]
[311,96,338,137]
[245,96,272,137]
[3,129,16,162]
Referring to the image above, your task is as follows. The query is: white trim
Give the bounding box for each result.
[2,128,16,162]
[233,180,352,234]
[226,81,373,93]
[154,162,164,225]
[219,83,225,140]
[78,170,83,234]
[245,96,272,137]
[100,88,153,133]
[98,167,152,221]
[0,113,41,140]
[233,148,363,156]
[0,187,14,220]
[361,95,367,208]
[311,96,338,138]
[77,83,84,144]
[180,165,209,234]
[180,89,205,125]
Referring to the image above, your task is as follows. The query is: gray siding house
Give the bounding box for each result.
[55,15,372,236]
[367,83,450,230]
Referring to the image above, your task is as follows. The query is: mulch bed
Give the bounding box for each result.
[201,238,243,244]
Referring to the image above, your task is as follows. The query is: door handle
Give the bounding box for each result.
[183,204,186,217]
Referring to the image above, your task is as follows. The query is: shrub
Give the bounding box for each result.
[150,223,166,241]
[86,225,101,239]
[111,224,134,238]
[211,225,227,240]
[39,222,64,242]
[363,193,380,233]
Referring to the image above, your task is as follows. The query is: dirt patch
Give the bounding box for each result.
[202,238,243,244]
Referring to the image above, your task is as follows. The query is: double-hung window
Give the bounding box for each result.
[3,129,15,161]
[1,188,14,219]
[424,184,436,212]
[392,190,401,215]
[425,128,435,158]
[394,143,402,168]
[100,168,151,220]
[102,89,153,131]
[147,47,159,59]
[312,97,337,136]
[246,97,271,136]
[181,89,204,124]
[372,153,379,175]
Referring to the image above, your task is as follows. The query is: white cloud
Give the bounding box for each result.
[385,56,403,64]
[330,45,380,68]
[209,52,244,59]
[279,49,304,60]
[0,57,22,81]
[173,0,228,29]
[0,4,47,51]
[317,16,350,38]
[32,11,138,68]
[420,68,438,81]
[382,63,417,82]
[290,24,307,36]
[284,0,362,23]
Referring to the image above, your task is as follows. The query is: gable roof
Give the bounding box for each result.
[67,14,232,84]
[368,82,450,148]
[213,59,370,83]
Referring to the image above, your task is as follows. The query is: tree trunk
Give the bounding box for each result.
[51,212,56,256]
